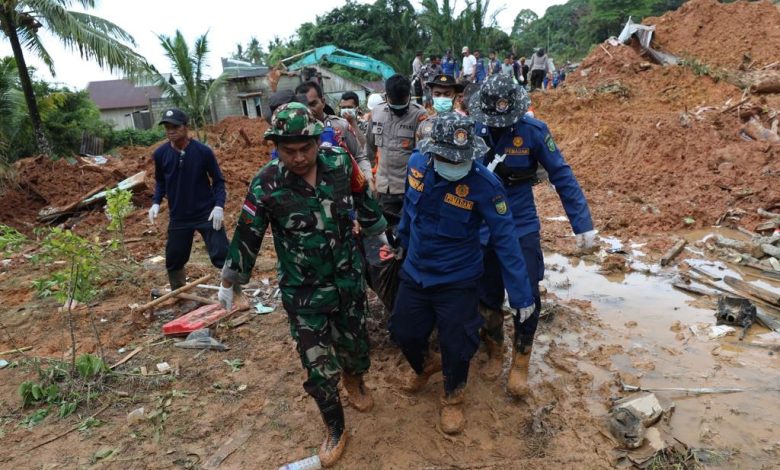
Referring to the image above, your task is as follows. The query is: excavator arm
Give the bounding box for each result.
[283,45,396,80]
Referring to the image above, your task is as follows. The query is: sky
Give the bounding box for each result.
[0,0,566,89]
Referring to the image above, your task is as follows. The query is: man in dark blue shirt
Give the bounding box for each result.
[148,108,228,290]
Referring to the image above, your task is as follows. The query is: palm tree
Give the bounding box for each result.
[0,0,146,155]
[0,57,23,165]
[154,30,225,140]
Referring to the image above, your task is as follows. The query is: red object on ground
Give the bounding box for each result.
[162,304,229,335]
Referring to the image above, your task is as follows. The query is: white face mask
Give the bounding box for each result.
[434,158,472,181]
[340,108,356,118]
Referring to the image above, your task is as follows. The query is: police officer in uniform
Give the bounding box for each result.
[468,74,596,397]
[218,103,387,467]
[389,113,535,434]
[365,74,428,232]
[416,74,464,142]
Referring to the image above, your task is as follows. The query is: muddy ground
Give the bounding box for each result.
[1,1,779,469]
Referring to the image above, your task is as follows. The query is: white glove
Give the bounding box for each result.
[218,284,234,311]
[575,229,598,250]
[209,207,224,231]
[148,204,160,224]
[515,305,535,323]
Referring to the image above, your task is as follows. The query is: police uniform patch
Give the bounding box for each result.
[513,136,523,147]
[444,193,474,210]
[408,175,424,192]
[410,167,424,179]
[495,200,508,215]
[453,128,469,146]
[545,134,556,152]
[455,184,469,198]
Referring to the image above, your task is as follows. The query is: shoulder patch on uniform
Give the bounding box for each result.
[408,175,424,192]
[493,194,508,215]
[417,113,428,123]
[544,133,556,152]
[410,167,424,179]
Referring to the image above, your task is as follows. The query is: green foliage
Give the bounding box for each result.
[231,37,267,65]
[153,30,225,135]
[31,271,68,299]
[75,354,108,379]
[40,89,112,158]
[20,407,50,428]
[19,381,60,407]
[0,224,27,255]
[105,187,134,250]
[679,57,726,82]
[224,359,244,372]
[34,228,101,304]
[106,127,165,149]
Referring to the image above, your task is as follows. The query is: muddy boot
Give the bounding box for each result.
[167,269,186,291]
[481,337,504,381]
[318,402,348,468]
[342,372,374,412]
[402,353,442,393]
[439,388,466,434]
[507,347,532,398]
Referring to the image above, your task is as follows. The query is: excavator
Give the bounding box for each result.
[281,45,396,80]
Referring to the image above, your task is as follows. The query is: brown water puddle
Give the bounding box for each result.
[542,251,780,467]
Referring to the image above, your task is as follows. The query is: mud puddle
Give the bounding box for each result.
[542,251,780,467]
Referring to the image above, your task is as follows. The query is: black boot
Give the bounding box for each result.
[316,397,347,467]
[167,269,186,290]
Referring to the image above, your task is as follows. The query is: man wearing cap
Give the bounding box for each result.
[468,74,595,397]
[365,74,427,232]
[148,108,228,290]
[389,112,535,434]
[460,46,477,83]
[416,74,464,142]
[218,103,387,467]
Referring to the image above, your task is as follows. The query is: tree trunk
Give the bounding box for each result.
[0,8,52,156]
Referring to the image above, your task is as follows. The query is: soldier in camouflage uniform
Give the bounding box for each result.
[218,102,388,468]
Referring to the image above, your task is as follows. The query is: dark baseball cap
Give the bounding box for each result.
[159,108,189,126]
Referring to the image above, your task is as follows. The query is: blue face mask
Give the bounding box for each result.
[432,97,454,113]
[434,158,472,182]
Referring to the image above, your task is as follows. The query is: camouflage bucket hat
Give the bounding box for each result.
[468,74,530,127]
[418,112,489,163]
[263,102,323,141]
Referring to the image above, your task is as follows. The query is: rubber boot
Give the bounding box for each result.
[318,401,348,468]
[507,347,532,398]
[342,372,374,412]
[439,388,466,434]
[167,269,186,291]
[402,352,442,393]
[481,337,504,381]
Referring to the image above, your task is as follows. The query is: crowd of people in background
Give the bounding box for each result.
[412,46,568,107]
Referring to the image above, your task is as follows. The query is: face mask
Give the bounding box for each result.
[388,100,410,116]
[340,108,356,118]
[434,158,472,182]
[432,97,453,113]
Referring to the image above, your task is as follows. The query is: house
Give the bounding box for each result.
[86,79,165,130]
[209,58,271,122]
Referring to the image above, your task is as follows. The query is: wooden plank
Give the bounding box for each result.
[133,274,211,314]
[715,235,763,258]
[175,292,219,305]
[0,346,32,356]
[38,183,107,222]
[660,239,687,266]
[109,346,143,370]
[202,426,253,470]
[723,276,780,306]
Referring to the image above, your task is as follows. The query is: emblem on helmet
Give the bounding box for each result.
[496,99,509,113]
[453,128,469,146]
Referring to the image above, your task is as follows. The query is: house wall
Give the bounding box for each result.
[211,76,269,123]
[100,108,143,130]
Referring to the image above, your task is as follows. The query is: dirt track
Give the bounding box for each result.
[1,1,779,468]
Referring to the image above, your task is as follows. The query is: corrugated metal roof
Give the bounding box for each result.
[86,79,163,110]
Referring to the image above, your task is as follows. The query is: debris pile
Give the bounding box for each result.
[534,0,780,242]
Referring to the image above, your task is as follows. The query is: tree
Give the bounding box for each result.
[511,9,538,36]
[154,30,225,139]
[231,36,267,65]
[0,0,146,155]
[0,57,23,164]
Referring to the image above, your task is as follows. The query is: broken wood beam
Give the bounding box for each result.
[723,276,780,306]
[133,274,211,314]
[758,208,780,219]
[761,244,780,259]
[109,346,143,369]
[238,128,252,147]
[660,239,687,266]
[714,235,764,258]
[0,346,32,356]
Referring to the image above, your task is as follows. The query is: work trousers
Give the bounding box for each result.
[165,220,228,273]
[478,231,544,352]
[390,272,483,394]
[377,193,405,239]
[530,70,546,91]
[284,281,371,410]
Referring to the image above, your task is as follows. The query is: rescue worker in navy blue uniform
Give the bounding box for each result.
[148,108,229,290]
[467,74,596,397]
[388,113,535,434]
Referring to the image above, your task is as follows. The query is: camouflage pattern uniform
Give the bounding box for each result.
[222,103,387,410]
